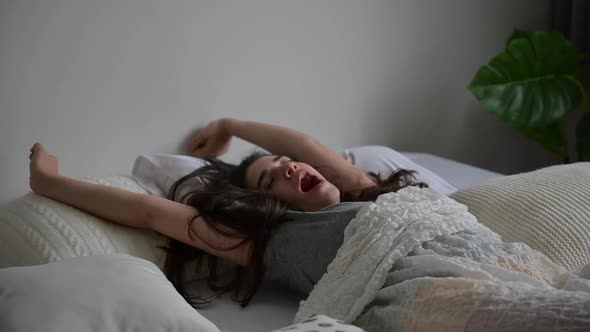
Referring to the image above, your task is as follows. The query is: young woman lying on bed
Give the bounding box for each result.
[28,118,427,307]
[29,118,590,331]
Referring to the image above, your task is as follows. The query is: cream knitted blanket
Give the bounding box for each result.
[451,162,590,271]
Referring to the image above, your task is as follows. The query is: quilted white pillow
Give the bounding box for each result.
[0,176,168,269]
[451,162,590,271]
[0,254,220,332]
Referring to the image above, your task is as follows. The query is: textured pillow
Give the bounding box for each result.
[342,146,458,195]
[0,254,220,332]
[0,176,167,269]
[451,162,590,271]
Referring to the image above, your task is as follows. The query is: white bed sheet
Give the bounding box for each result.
[192,153,503,332]
[403,152,502,190]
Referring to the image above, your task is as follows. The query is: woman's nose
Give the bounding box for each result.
[285,162,297,178]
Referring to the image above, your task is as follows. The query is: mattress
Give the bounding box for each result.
[192,153,503,332]
[403,152,502,190]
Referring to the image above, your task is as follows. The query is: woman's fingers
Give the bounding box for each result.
[30,143,38,160]
[189,133,200,145]
[189,131,203,148]
[188,120,231,157]
[190,133,209,152]
[189,123,218,150]
[30,143,45,154]
[29,143,49,161]
[196,138,207,150]
[189,137,201,152]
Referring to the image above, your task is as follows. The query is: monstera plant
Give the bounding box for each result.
[468,30,590,162]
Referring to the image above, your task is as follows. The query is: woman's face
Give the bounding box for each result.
[245,155,341,211]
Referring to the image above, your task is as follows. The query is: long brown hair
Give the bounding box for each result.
[160,151,427,308]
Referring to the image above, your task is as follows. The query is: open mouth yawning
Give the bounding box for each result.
[300,173,321,192]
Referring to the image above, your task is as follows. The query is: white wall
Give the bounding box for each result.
[0,0,552,204]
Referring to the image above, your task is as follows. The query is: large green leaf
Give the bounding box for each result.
[519,123,565,156]
[469,31,580,129]
[506,28,534,46]
[577,112,590,161]
[507,28,589,66]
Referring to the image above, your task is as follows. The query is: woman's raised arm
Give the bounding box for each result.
[28,143,252,266]
[189,118,374,193]
[29,143,147,229]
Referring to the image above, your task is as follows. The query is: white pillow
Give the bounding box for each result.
[132,146,458,199]
[132,153,207,197]
[0,254,220,332]
[451,162,590,271]
[342,146,458,195]
[0,175,167,269]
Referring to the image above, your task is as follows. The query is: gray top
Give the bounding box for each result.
[264,201,368,296]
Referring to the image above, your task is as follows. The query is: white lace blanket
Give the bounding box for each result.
[295,187,590,331]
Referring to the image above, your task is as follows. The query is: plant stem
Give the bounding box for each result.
[563,74,588,113]
[574,63,590,87]
[561,75,589,163]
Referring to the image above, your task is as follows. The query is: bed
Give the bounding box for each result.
[3,147,590,331]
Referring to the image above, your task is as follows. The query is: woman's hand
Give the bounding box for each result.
[188,118,234,158]
[29,143,60,195]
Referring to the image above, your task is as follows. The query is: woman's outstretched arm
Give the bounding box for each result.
[29,143,146,228]
[28,143,252,266]
[189,118,374,192]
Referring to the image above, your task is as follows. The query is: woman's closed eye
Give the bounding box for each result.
[267,178,274,190]
[265,157,293,190]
